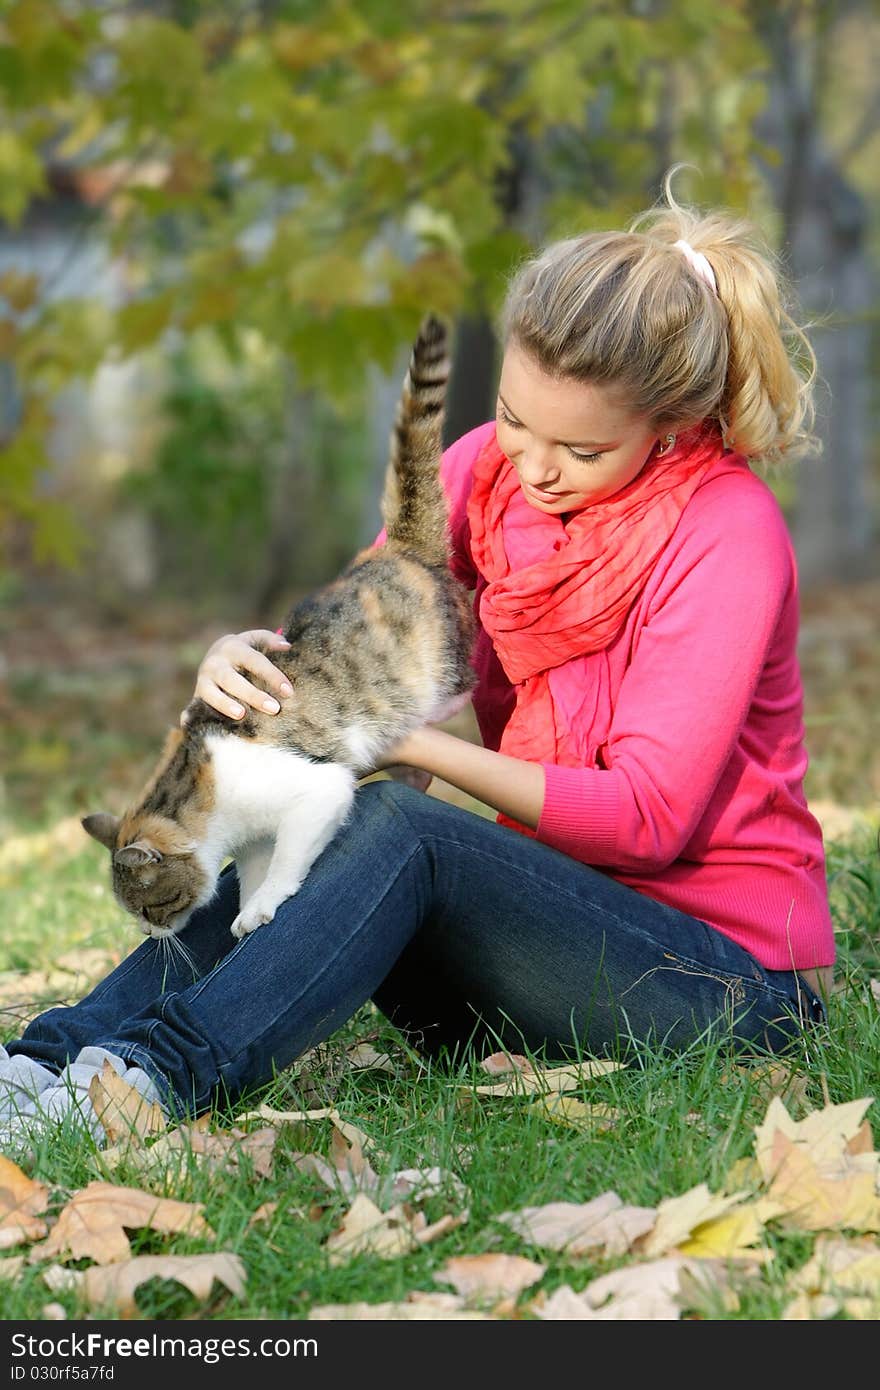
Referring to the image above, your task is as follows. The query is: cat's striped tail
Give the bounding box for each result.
[381,315,451,567]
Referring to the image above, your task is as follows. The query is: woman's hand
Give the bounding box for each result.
[181,630,293,724]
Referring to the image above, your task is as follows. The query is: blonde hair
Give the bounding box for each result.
[500,167,819,466]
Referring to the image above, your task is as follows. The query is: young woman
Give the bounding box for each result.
[1,176,834,1144]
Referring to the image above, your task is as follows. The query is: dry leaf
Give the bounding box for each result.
[497,1191,656,1259]
[723,1061,809,1109]
[45,1252,246,1317]
[677,1201,774,1262]
[754,1096,875,1182]
[40,1303,67,1320]
[344,1043,396,1074]
[480,1053,535,1076]
[534,1257,734,1321]
[324,1193,418,1264]
[89,1062,168,1145]
[469,1058,622,1097]
[530,1094,620,1132]
[234,1104,336,1126]
[434,1253,546,1302]
[641,1184,750,1258]
[783,1234,880,1319]
[309,1292,495,1320]
[103,1123,278,1183]
[0,1155,52,1249]
[34,1181,212,1265]
[385,1166,469,1206]
[764,1131,880,1233]
[246,1202,278,1230]
[0,1255,26,1281]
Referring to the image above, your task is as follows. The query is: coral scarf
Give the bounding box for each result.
[466,423,727,775]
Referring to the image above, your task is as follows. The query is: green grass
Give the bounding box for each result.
[1,823,879,1321]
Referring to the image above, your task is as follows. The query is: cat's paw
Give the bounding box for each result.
[231,887,298,939]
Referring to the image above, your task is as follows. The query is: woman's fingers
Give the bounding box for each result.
[189,630,294,719]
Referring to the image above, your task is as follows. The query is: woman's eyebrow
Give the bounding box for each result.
[497,393,614,449]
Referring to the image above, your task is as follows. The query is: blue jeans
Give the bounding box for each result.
[9,781,826,1117]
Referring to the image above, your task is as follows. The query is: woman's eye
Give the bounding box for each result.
[497,407,520,427]
[567,448,602,464]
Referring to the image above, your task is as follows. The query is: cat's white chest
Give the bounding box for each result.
[201,733,356,937]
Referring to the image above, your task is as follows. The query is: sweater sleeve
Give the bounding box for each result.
[536,478,795,871]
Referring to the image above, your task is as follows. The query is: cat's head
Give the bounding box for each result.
[82,811,209,939]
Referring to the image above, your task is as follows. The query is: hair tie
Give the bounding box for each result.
[673,239,718,297]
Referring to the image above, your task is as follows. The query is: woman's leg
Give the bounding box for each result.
[6,781,824,1123]
[6,864,242,1074]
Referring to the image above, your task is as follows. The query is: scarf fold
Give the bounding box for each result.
[466,422,728,772]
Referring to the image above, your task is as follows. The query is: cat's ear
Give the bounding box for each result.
[81,813,121,852]
[113,840,164,869]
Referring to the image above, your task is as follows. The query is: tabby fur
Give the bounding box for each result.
[82,316,475,939]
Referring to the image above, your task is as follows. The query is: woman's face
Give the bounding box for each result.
[495,345,662,513]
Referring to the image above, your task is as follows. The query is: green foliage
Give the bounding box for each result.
[0,0,771,566]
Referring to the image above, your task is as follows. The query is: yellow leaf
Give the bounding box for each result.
[469,1059,622,1097]
[531,1094,620,1132]
[678,1201,774,1262]
[642,1184,750,1258]
[497,1192,656,1259]
[765,1132,880,1233]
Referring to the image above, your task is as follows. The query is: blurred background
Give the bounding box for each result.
[0,0,877,856]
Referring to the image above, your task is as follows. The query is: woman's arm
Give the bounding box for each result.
[380,726,545,828]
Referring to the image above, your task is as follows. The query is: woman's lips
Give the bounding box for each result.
[525,482,568,501]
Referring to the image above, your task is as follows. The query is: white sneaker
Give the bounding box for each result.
[0,1045,164,1154]
[0,1044,58,1126]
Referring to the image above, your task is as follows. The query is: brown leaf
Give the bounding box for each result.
[34,1181,212,1265]
[435,1253,546,1302]
[324,1193,417,1264]
[89,1062,168,1145]
[103,1123,278,1183]
[309,1292,496,1320]
[497,1191,656,1259]
[480,1052,535,1076]
[45,1252,245,1317]
[0,1155,52,1249]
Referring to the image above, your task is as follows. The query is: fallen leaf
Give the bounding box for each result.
[324,1193,417,1264]
[764,1131,880,1233]
[0,1255,25,1280]
[434,1253,546,1302]
[641,1184,750,1258]
[723,1061,809,1109]
[234,1104,336,1126]
[480,1053,535,1076]
[469,1058,623,1097]
[0,1156,52,1249]
[44,1252,245,1317]
[34,1182,212,1265]
[40,1303,67,1320]
[344,1043,396,1074]
[533,1257,735,1320]
[497,1192,656,1259]
[530,1094,620,1132]
[246,1202,278,1230]
[103,1123,278,1183]
[677,1201,774,1263]
[89,1062,168,1145]
[783,1234,880,1319]
[754,1096,875,1182]
[308,1292,495,1320]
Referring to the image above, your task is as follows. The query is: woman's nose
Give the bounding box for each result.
[517,443,558,485]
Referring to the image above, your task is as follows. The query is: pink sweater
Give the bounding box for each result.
[437,422,835,972]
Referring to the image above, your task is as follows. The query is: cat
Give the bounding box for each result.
[82,315,476,941]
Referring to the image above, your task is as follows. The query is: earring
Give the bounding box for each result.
[657,433,676,456]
